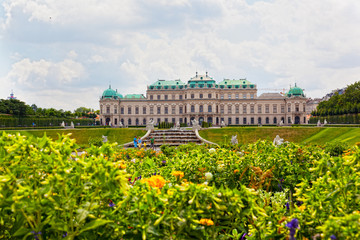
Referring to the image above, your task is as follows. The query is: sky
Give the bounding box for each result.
[1,0,360,111]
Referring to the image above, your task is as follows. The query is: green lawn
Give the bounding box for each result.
[2,128,147,147]
[199,127,360,145]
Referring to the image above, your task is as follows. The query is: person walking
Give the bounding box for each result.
[133,136,138,148]
[138,138,142,148]
[150,136,155,150]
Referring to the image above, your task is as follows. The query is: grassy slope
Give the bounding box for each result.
[2,128,147,147]
[199,127,360,145]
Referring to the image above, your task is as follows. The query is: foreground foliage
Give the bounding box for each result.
[0,132,359,239]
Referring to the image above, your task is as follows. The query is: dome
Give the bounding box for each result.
[287,84,305,97]
[102,85,119,99]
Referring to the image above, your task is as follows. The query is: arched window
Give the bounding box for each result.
[199,105,203,112]
[191,105,195,113]
[143,118,146,125]
[136,118,139,125]
[258,117,262,124]
[266,117,269,124]
[128,119,132,125]
[273,117,277,124]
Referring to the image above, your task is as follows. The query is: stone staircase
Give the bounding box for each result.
[129,129,203,148]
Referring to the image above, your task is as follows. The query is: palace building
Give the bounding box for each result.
[99,72,307,126]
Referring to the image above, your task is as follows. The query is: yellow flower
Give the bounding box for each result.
[120,164,126,169]
[199,218,214,226]
[142,175,166,189]
[172,171,184,179]
[298,205,306,211]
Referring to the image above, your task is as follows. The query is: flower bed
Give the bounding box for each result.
[0,132,359,239]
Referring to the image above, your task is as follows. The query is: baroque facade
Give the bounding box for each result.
[99,73,307,126]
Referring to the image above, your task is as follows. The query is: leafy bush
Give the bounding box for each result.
[324,141,349,156]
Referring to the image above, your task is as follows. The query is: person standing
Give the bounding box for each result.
[150,136,155,150]
[133,136,138,148]
[138,138,142,148]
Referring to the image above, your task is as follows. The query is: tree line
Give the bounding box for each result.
[312,81,360,116]
[0,99,98,118]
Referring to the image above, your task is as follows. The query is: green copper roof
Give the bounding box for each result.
[124,94,145,99]
[287,84,305,97]
[218,79,255,89]
[102,86,118,99]
[150,80,186,87]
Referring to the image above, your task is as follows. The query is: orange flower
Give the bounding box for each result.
[142,175,166,189]
[234,169,239,174]
[172,171,184,179]
[199,218,214,226]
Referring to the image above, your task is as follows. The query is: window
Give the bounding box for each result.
[150,95,153,100]
[296,104,299,112]
[136,118,139,125]
[220,106,224,114]
[243,94,247,99]
[243,105,247,114]
[135,107,139,114]
[258,105,262,113]
[157,95,160,100]
[191,105,195,113]
[228,117,232,125]
[220,94,224,99]
[115,118,117,125]
[251,117,254,124]
[235,105,239,113]
[165,95,168,100]
[273,105,277,113]
[100,105,102,114]
[143,118,146,125]
[228,105,232,114]
[179,106,183,114]
[128,119,132,125]
[250,94,254,99]
[150,107,154,114]
[273,117,277,124]
[200,94,203,99]
[107,106,110,114]
[288,105,291,112]
[157,107,161,114]
[199,105,203,112]
[265,105,269,113]
[165,118,168,123]
[228,94,231,99]
[172,106,175,114]
[281,105,285,113]
[208,105,212,112]
[243,117,247,124]
[179,95,183,100]
[191,94,194,99]
[208,93,212,98]
[235,94,239,99]
[288,117,291,123]
[157,118,161,124]
[128,107,131,114]
[121,107,124,114]
[143,107,146,114]
[266,117,269,124]
[165,107,168,114]
[250,106,254,113]
[172,95,175,100]
[258,117,262,124]
[114,106,117,114]
[236,118,239,124]
[172,118,176,123]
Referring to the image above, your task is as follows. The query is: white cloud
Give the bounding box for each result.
[1,0,360,109]
[5,58,86,89]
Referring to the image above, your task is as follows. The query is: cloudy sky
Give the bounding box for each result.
[1,0,359,111]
